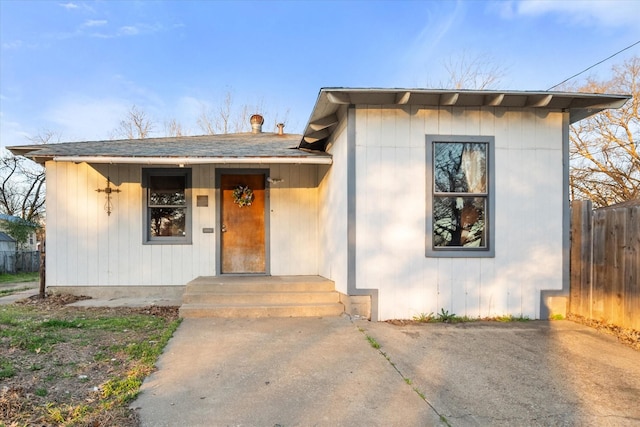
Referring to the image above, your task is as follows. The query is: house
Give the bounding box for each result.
[8,88,629,320]
[0,213,38,251]
[0,232,17,253]
[0,231,17,274]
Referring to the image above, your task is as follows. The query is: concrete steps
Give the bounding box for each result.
[179,276,344,319]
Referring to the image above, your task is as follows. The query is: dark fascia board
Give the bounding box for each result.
[299,88,631,148]
[7,144,58,158]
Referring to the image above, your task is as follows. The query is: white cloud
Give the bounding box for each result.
[0,114,32,149]
[42,75,173,140]
[43,96,132,141]
[1,40,23,50]
[110,74,165,108]
[89,22,165,39]
[511,0,640,27]
[59,2,78,10]
[178,96,207,119]
[394,1,466,87]
[59,2,95,13]
[82,19,107,28]
[120,23,164,36]
[118,26,140,36]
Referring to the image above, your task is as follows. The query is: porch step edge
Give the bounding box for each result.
[184,283,336,292]
[182,291,340,305]
[179,302,344,318]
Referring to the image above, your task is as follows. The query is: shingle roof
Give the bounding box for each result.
[0,214,22,223]
[9,132,332,165]
[0,231,16,243]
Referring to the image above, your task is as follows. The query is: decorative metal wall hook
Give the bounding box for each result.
[96,176,121,216]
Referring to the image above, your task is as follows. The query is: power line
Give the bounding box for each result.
[547,40,640,90]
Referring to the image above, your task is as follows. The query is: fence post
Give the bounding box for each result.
[570,200,592,317]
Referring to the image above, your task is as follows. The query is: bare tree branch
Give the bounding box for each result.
[164,118,184,137]
[196,91,267,135]
[569,56,639,207]
[196,102,216,135]
[442,51,506,90]
[112,105,154,139]
[0,129,51,223]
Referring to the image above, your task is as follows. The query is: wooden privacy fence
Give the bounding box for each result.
[0,250,41,274]
[570,200,640,330]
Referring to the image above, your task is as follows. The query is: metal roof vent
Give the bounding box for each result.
[250,114,264,133]
[277,123,285,135]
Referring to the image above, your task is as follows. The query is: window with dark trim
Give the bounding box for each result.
[426,135,495,257]
[142,168,192,244]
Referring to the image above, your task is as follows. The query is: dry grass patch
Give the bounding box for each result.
[0,294,181,427]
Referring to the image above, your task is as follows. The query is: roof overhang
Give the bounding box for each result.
[300,88,631,150]
[48,156,333,165]
[7,133,333,165]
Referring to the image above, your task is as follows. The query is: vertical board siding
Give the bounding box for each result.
[355,106,564,320]
[45,161,58,286]
[191,164,215,278]
[625,206,640,327]
[267,163,319,276]
[318,119,349,294]
[47,162,319,288]
[570,200,640,330]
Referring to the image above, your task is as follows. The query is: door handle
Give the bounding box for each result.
[221,224,227,232]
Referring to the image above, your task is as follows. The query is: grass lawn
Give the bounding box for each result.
[0,294,181,426]
[0,272,39,284]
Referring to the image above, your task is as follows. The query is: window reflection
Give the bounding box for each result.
[433,197,486,247]
[433,143,487,248]
[434,143,486,193]
[150,208,186,237]
[148,175,187,238]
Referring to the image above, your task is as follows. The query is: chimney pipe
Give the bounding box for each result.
[277,123,285,135]
[250,114,264,133]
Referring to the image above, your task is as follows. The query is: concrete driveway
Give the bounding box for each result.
[132,316,640,427]
[0,281,39,305]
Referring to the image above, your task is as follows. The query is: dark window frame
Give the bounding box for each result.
[142,168,192,245]
[425,135,495,258]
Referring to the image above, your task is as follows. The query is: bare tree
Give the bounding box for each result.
[116,92,287,138]
[197,91,276,135]
[441,51,506,90]
[112,105,154,139]
[233,103,250,133]
[164,118,184,137]
[218,91,233,134]
[196,103,216,135]
[0,131,53,223]
[269,108,291,132]
[197,91,246,134]
[569,56,639,207]
[0,155,23,216]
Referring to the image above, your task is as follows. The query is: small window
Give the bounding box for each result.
[426,135,494,257]
[143,169,191,244]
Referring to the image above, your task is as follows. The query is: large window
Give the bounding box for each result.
[426,135,494,257]
[143,169,191,244]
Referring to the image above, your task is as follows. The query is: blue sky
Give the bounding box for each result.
[1,0,639,148]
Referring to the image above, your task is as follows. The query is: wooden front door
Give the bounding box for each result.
[220,173,266,274]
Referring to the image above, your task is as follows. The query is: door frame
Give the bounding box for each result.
[215,168,271,275]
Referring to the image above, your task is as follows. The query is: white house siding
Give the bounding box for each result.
[354,105,564,320]
[45,162,319,288]
[318,118,350,295]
